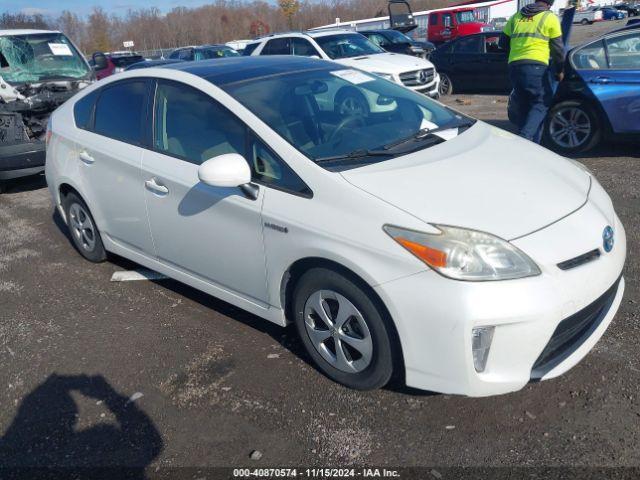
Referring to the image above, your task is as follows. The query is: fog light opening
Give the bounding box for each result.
[472,326,495,373]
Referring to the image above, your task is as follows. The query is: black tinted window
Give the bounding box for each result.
[243,42,260,56]
[250,136,311,197]
[454,35,482,53]
[291,38,319,56]
[95,80,147,144]
[263,38,290,55]
[94,81,147,144]
[74,89,99,130]
[154,80,245,165]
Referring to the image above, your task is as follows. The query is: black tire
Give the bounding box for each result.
[439,73,453,95]
[543,100,601,155]
[334,88,370,117]
[580,18,589,25]
[63,192,107,263]
[292,267,396,390]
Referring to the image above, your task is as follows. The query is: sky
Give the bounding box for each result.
[2,0,257,17]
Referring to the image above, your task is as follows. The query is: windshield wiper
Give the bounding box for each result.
[381,124,465,151]
[315,148,393,164]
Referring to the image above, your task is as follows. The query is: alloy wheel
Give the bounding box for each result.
[303,289,373,373]
[338,96,366,116]
[69,202,96,252]
[549,106,592,149]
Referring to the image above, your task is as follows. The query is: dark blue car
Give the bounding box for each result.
[543,24,640,154]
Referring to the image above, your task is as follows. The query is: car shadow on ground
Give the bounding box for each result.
[0,374,163,479]
[0,174,47,195]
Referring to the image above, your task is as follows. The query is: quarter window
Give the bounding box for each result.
[250,136,311,197]
[74,89,99,130]
[94,80,147,145]
[153,80,245,165]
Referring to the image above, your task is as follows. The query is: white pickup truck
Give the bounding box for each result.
[573,9,604,25]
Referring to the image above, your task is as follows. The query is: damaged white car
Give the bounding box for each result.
[0,29,93,191]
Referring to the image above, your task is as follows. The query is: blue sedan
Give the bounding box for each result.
[543,24,640,154]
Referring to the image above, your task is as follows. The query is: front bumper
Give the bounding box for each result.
[375,206,626,397]
[0,141,46,180]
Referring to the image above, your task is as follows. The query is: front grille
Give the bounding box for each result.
[557,249,601,271]
[531,276,621,374]
[400,68,435,87]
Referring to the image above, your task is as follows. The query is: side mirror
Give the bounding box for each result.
[198,153,259,200]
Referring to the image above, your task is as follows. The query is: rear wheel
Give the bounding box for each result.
[580,18,589,25]
[438,73,453,95]
[293,267,395,390]
[63,192,107,263]
[544,100,601,155]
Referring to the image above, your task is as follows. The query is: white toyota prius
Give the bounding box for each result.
[46,57,626,397]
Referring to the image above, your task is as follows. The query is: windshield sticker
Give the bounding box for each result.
[48,43,74,56]
[330,69,374,85]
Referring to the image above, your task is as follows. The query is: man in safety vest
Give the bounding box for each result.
[502,0,565,142]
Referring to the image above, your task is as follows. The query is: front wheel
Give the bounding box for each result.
[293,268,395,390]
[438,73,453,95]
[580,18,589,25]
[543,100,601,155]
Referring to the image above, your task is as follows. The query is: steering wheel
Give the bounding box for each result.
[328,115,366,142]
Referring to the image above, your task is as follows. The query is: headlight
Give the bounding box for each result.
[383,224,540,281]
[372,72,395,82]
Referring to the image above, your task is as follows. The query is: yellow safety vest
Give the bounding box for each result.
[503,11,562,65]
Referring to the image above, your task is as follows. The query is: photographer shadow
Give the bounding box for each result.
[0,374,163,479]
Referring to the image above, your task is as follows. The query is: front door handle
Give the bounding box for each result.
[145,178,169,195]
[590,76,612,84]
[79,151,95,165]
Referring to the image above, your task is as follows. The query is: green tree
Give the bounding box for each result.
[278,0,300,29]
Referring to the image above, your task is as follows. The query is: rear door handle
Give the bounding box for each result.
[590,76,612,84]
[79,151,95,165]
[145,178,169,195]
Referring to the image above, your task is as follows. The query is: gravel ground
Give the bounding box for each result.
[0,19,638,476]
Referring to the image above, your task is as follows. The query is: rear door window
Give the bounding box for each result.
[94,80,148,145]
[262,38,291,55]
[454,35,482,53]
[606,33,640,69]
[291,38,320,56]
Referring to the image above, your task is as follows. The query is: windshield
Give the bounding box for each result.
[384,30,413,44]
[0,32,90,84]
[196,47,240,60]
[456,11,477,23]
[315,34,385,59]
[223,67,473,169]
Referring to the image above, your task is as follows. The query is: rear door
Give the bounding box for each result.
[140,79,268,303]
[449,34,484,89]
[73,79,155,255]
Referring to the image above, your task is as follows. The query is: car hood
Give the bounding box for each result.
[335,52,435,74]
[339,122,591,240]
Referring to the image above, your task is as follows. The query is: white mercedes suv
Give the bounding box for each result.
[246,30,440,100]
[46,57,625,397]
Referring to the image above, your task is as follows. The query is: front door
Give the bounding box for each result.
[141,79,268,303]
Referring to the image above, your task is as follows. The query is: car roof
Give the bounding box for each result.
[163,56,337,86]
[0,29,60,36]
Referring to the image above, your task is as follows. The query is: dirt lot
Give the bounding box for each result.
[0,20,638,477]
